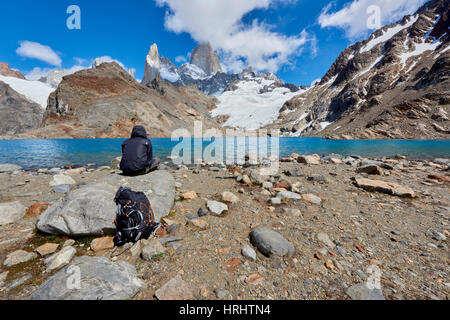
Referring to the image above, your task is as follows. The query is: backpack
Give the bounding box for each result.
[113,186,162,247]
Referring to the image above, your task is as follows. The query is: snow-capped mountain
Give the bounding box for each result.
[211,68,304,130]
[270,0,449,139]
[0,74,54,109]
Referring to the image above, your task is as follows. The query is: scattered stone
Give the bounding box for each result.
[302,194,322,205]
[90,237,115,252]
[30,256,143,300]
[181,191,198,200]
[225,258,241,273]
[3,250,38,267]
[270,197,282,205]
[215,289,230,299]
[221,191,239,203]
[431,231,446,241]
[49,174,76,187]
[65,167,86,175]
[242,174,251,185]
[197,208,208,217]
[277,191,301,200]
[242,245,257,261]
[155,275,193,300]
[54,184,72,193]
[346,283,385,300]
[0,164,22,173]
[317,233,335,248]
[45,246,76,272]
[188,218,209,230]
[26,202,51,217]
[282,208,302,217]
[298,154,321,165]
[141,239,166,260]
[250,227,294,257]
[206,200,228,215]
[35,243,59,256]
[284,169,305,177]
[307,175,327,182]
[428,175,450,183]
[63,239,75,247]
[354,178,416,198]
[0,271,8,287]
[0,201,26,226]
[330,158,342,164]
[356,165,384,175]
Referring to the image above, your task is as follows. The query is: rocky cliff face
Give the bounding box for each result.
[142,44,161,86]
[0,63,25,79]
[9,62,221,139]
[270,0,449,139]
[190,42,223,76]
[0,81,43,135]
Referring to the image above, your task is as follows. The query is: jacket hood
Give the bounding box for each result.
[131,125,148,138]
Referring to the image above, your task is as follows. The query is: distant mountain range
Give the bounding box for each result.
[268,0,449,139]
[0,0,448,139]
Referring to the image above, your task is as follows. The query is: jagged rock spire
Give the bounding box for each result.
[142,43,161,86]
[190,42,223,76]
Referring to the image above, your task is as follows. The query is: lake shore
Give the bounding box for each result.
[0,154,449,300]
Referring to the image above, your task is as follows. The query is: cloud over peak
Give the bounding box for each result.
[318,0,426,39]
[155,0,312,73]
[16,41,62,67]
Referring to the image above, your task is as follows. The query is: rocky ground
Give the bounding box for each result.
[0,153,449,300]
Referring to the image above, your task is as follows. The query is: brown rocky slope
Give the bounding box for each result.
[9,62,221,139]
[269,0,449,139]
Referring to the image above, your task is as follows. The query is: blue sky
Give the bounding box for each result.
[0,0,426,85]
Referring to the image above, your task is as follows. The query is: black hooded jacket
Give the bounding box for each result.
[120,126,153,173]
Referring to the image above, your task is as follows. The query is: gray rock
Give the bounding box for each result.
[432,231,447,241]
[54,184,72,193]
[346,283,385,300]
[215,289,230,299]
[270,197,282,205]
[307,175,327,182]
[0,164,22,173]
[277,191,301,200]
[250,227,294,257]
[207,200,228,215]
[282,208,302,217]
[37,183,117,236]
[245,168,267,185]
[0,271,8,287]
[359,160,393,170]
[45,246,76,272]
[284,169,305,177]
[197,208,208,217]
[242,245,257,261]
[317,233,335,248]
[37,171,176,236]
[433,158,450,165]
[3,250,38,267]
[0,201,26,226]
[49,174,76,187]
[4,273,32,291]
[29,256,143,300]
[141,240,166,260]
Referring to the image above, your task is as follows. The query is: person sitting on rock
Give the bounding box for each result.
[120,125,160,176]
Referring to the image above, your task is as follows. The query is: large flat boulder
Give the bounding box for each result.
[37,171,176,236]
[250,227,294,257]
[36,183,117,236]
[0,201,26,226]
[0,164,22,173]
[105,170,175,221]
[29,256,143,300]
[354,178,416,198]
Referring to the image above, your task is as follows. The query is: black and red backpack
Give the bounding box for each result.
[113,187,162,247]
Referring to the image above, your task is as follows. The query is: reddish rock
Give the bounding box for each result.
[90,237,115,252]
[0,62,25,79]
[428,175,450,183]
[26,202,51,217]
[155,275,193,300]
[225,258,241,273]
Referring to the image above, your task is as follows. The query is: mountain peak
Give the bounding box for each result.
[190,42,223,76]
[142,43,161,85]
[0,62,25,79]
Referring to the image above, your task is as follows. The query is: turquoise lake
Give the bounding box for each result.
[0,138,449,170]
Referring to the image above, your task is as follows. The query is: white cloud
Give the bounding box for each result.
[92,56,126,69]
[175,55,187,63]
[318,0,426,39]
[16,41,62,66]
[155,0,312,73]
